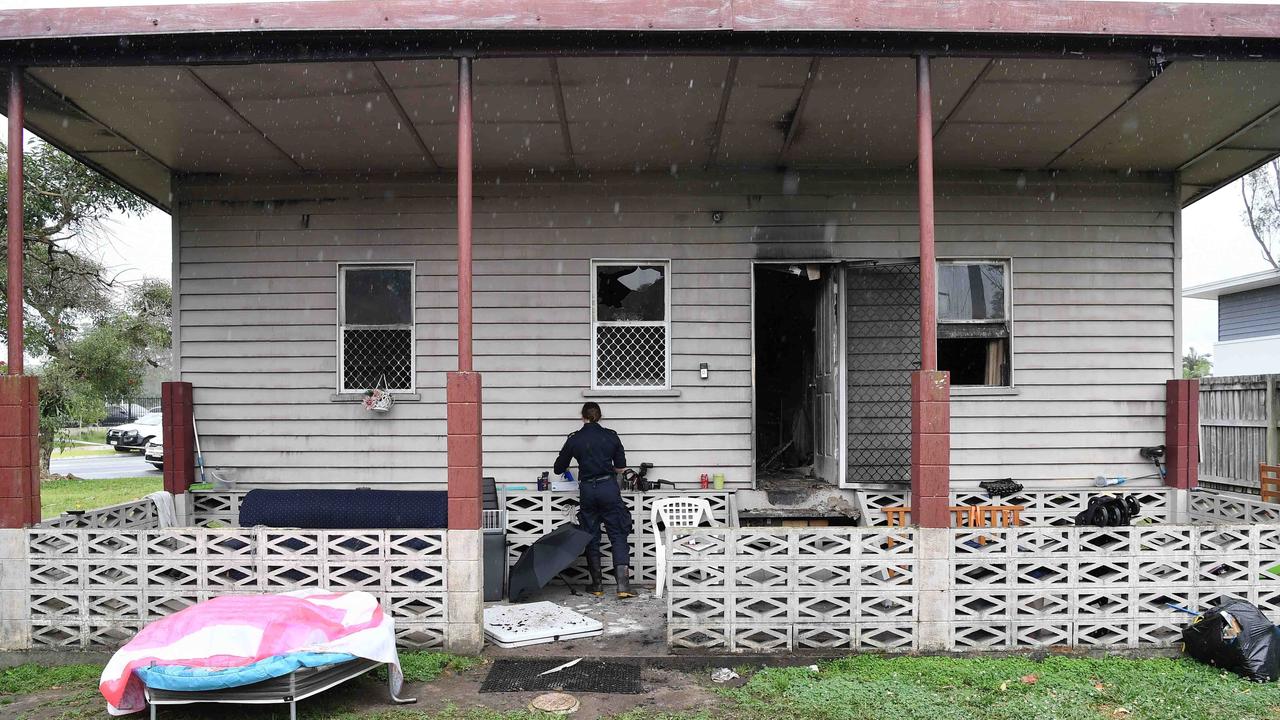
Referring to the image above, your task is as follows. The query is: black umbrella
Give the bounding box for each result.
[507,523,593,602]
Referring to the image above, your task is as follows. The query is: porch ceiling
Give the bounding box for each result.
[8,54,1280,209]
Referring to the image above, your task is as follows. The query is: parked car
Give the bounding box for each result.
[145,430,163,470]
[102,403,149,426]
[106,412,163,452]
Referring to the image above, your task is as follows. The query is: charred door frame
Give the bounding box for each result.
[749,259,850,489]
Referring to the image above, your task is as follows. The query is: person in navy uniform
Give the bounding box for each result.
[553,402,634,598]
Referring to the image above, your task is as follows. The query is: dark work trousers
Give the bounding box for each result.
[578,474,632,567]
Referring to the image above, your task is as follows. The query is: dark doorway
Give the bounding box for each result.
[754,265,821,476]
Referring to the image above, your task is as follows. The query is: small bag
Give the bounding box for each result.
[979,479,1023,498]
[362,375,394,414]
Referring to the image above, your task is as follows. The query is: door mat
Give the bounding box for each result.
[479,659,642,694]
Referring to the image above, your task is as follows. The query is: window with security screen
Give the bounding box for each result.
[338,264,415,393]
[592,261,670,389]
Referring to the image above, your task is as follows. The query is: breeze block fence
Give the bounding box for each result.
[4,492,480,652]
[7,486,1280,655]
[667,487,1280,653]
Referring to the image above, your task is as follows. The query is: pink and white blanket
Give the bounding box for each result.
[100,590,403,715]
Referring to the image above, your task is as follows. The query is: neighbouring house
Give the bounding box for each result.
[1185,269,1280,376]
[4,1,1280,656]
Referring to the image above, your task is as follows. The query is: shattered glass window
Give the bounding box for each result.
[593,262,670,388]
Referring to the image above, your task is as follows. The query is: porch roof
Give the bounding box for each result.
[3,2,1280,210]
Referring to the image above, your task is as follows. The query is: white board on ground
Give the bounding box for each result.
[483,601,604,648]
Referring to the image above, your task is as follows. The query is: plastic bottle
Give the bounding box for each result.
[1094,475,1127,487]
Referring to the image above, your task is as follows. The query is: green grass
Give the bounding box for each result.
[50,445,118,459]
[55,427,108,446]
[725,655,1280,720]
[0,664,100,696]
[41,475,162,518]
[6,654,1280,720]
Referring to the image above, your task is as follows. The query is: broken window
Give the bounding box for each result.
[937,260,1011,387]
[338,263,415,392]
[592,261,669,388]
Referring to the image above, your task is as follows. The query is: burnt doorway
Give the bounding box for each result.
[753,263,842,485]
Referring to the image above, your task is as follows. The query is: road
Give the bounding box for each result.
[51,453,160,480]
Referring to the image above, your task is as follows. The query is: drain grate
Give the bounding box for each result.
[480,659,642,694]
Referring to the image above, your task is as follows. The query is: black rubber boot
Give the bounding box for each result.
[615,565,634,599]
[586,556,604,597]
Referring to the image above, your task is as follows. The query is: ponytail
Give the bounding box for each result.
[581,402,602,423]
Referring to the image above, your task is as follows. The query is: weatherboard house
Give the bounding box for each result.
[2,1,1279,655]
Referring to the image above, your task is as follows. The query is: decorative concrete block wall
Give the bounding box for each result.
[42,497,162,530]
[505,490,734,586]
[23,527,451,650]
[858,488,1174,526]
[668,519,1280,653]
[667,527,918,652]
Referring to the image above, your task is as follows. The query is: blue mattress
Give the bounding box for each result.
[238,489,448,529]
[135,652,357,692]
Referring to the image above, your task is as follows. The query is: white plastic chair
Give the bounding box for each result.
[651,497,718,599]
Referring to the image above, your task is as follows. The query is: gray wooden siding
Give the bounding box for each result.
[1220,285,1280,341]
[176,171,1176,489]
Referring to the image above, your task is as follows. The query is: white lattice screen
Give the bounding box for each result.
[504,490,733,585]
[26,528,448,650]
[667,527,918,652]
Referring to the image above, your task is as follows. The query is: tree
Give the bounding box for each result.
[2,139,165,471]
[1183,347,1213,379]
[1241,161,1280,270]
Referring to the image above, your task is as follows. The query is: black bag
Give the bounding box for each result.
[1073,494,1141,527]
[979,479,1023,498]
[1182,599,1280,682]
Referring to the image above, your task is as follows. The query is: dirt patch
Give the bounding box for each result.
[5,662,724,720]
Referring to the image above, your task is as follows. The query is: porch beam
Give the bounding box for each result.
[778,58,819,165]
[5,1,1280,41]
[549,58,577,171]
[7,67,23,375]
[371,62,440,172]
[705,57,738,168]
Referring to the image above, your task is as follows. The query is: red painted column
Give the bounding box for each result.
[1164,379,1199,490]
[7,68,24,375]
[0,376,38,527]
[916,54,938,372]
[447,56,482,531]
[911,54,950,528]
[2,69,36,528]
[160,381,196,495]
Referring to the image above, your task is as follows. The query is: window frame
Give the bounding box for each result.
[336,261,417,394]
[936,258,1015,388]
[589,259,673,391]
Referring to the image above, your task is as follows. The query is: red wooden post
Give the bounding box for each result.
[447,56,482,531]
[1,68,36,528]
[911,54,950,528]
[916,54,937,372]
[160,381,196,495]
[7,67,23,375]
[1164,379,1199,490]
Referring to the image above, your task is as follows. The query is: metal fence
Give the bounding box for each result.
[1198,375,1280,493]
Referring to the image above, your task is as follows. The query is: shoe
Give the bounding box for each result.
[614,565,634,599]
[586,556,604,597]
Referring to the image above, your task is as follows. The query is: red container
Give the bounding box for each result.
[699,473,710,490]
